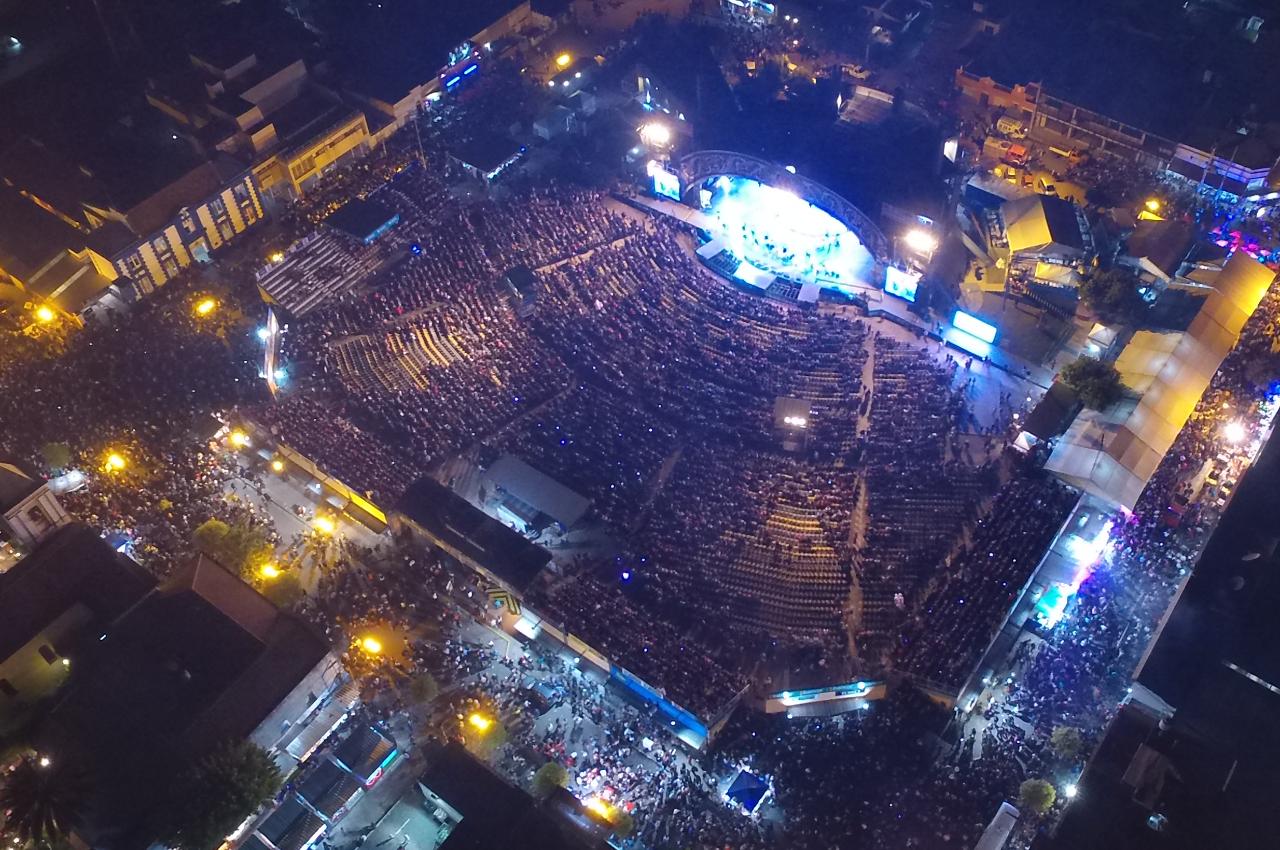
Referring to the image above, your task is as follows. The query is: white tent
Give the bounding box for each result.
[1047,253,1274,508]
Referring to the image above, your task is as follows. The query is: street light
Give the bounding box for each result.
[37,756,51,768]
[271,458,285,473]
[194,297,217,316]
[1144,198,1162,213]
[360,636,383,654]
[35,305,56,323]
[269,251,285,263]
[639,122,672,147]
[229,429,250,448]
[1223,420,1246,444]
[555,52,572,69]
[584,797,612,819]
[259,563,280,580]
[313,515,336,535]
[467,712,493,732]
[105,452,128,472]
[902,228,938,254]
[1064,783,1079,799]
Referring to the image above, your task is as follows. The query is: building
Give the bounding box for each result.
[1119,219,1197,287]
[37,555,346,850]
[1046,253,1275,508]
[1001,194,1093,265]
[0,458,71,550]
[341,1,556,129]
[405,743,606,849]
[393,478,552,597]
[324,199,400,245]
[0,130,265,304]
[147,47,373,201]
[483,454,591,533]
[0,524,154,718]
[447,133,528,185]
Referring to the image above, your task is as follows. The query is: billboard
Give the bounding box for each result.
[953,310,998,343]
[884,267,921,302]
[647,160,681,200]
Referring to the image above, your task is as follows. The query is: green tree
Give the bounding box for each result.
[259,572,304,610]
[192,518,273,579]
[40,443,72,473]
[530,762,569,799]
[0,757,91,845]
[463,718,508,761]
[1059,356,1125,410]
[1078,268,1144,325]
[159,741,281,850]
[407,672,439,706]
[1019,778,1057,816]
[1051,725,1084,760]
[609,809,635,839]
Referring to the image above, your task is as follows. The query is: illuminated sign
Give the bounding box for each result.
[884,267,920,302]
[648,160,681,200]
[953,310,998,344]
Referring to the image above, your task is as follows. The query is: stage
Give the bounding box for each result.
[699,176,878,295]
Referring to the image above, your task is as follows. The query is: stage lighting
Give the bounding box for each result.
[902,228,938,253]
[640,122,672,147]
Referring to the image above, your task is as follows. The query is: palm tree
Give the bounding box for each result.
[0,757,90,846]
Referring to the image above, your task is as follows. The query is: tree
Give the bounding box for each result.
[530,762,569,800]
[407,672,439,706]
[192,518,273,579]
[259,572,304,610]
[1059,356,1125,410]
[1078,268,1144,325]
[609,809,635,839]
[159,741,280,850]
[463,718,508,761]
[0,757,91,845]
[40,443,71,473]
[1051,725,1084,760]
[1019,778,1057,816]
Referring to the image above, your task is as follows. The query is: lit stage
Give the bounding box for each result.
[701,176,877,294]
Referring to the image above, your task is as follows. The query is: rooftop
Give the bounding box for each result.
[0,523,156,663]
[39,555,329,850]
[339,0,526,103]
[396,478,551,593]
[0,187,87,282]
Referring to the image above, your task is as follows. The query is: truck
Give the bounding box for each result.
[996,113,1028,139]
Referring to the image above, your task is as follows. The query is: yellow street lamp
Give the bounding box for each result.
[584,797,611,819]
[194,297,218,316]
[1144,198,1161,212]
[360,636,383,654]
[229,429,250,447]
[269,251,285,263]
[35,305,56,323]
[271,458,285,473]
[313,515,336,535]
[467,712,493,732]
[555,52,572,69]
[105,452,128,472]
[260,563,280,579]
